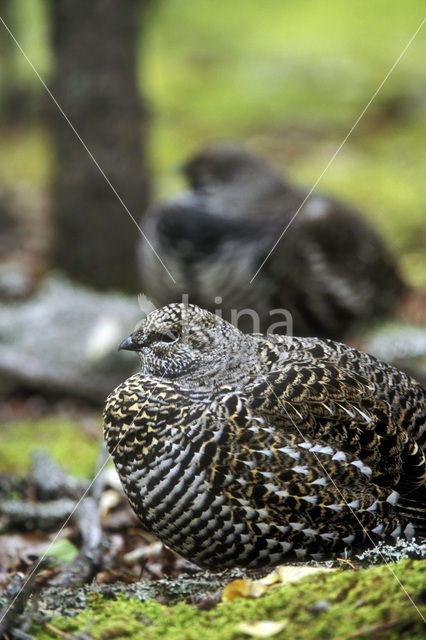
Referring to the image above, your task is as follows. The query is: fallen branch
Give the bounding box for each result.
[0,499,76,531]
[31,452,87,501]
[49,447,107,587]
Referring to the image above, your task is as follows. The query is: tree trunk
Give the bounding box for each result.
[50,0,149,291]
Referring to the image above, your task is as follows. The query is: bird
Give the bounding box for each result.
[182,141,309,221]
[103,303,426,570]
[138,143,407,340]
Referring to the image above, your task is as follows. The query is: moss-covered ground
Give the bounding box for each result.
[31,559,425,640]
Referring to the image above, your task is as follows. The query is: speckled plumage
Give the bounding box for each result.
[138,144,406,339]
[104,304,425,569]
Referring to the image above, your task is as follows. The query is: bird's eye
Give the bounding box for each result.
[159,330,179,343]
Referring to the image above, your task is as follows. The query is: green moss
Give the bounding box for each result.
[0,417,100,479]
[31,559,426,640]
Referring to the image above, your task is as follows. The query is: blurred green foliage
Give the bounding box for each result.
[0,418,99,478]
[0,0,424,282]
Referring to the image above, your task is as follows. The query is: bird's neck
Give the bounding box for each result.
[178,334,261,391]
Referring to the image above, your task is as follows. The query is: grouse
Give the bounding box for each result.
[138,143,406,339]
[104,303,425,570]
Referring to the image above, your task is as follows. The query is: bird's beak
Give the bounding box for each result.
[118,336,138,352]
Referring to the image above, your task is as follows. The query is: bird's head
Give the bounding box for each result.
[118,303,253,384]
[182,143,267,189]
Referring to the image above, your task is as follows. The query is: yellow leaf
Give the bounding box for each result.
[222,578,267,602]
[222,566,336,603]
[235,620,287,637]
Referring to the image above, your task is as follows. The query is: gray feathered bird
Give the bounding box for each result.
[138,144,407,340]
[104,303,425,569]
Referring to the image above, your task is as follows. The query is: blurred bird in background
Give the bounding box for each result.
[138,143,408,341]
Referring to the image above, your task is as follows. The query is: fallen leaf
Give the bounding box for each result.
[0,532,50,569]
[222,566,335,603]
[235,620,287,637]
[123,541,163,565]
[222,578,267,602]
[275,565,335,584]
[45,538,79,565]
[99,488,122,519]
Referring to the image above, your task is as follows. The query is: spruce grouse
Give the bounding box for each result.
[104,303,425,569]
[138,143,406,339]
